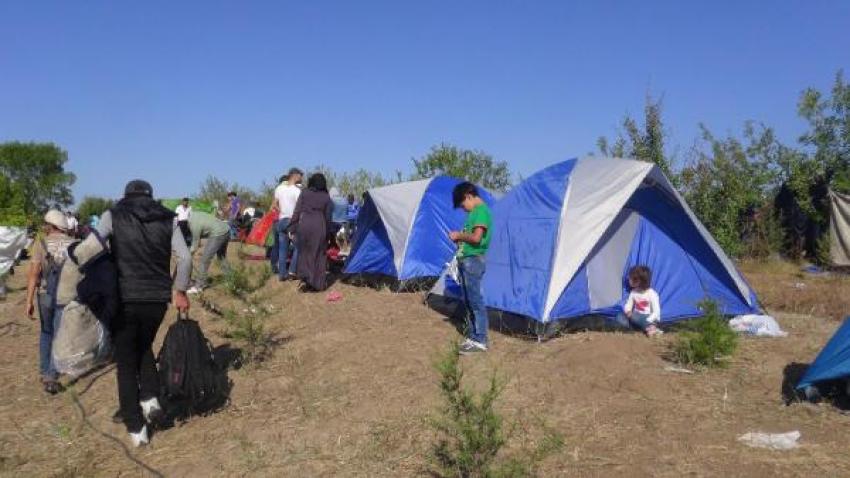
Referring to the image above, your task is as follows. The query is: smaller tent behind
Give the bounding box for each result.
[344,176,494,283]
[797,317,850,390]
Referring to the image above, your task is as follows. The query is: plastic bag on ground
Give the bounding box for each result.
[729,314,787,337]
[737,431,800,450]
[52,300,111,377]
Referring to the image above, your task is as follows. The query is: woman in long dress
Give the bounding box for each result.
[289,173,334,291]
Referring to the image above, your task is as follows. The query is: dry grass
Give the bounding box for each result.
[740,259,850,321]
[2,254,850,476]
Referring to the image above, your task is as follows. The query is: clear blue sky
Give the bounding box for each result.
[1,1,848,201]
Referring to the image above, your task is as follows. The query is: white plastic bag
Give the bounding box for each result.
[52,300,111,377]
[729,315,787,337]
[737,431,800,450]
[0,226,27,276]
[446,256,460,284]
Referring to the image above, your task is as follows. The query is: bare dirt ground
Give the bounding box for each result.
[2,252,850,477]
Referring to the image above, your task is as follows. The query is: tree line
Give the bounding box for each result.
[2,69,847,264]
[597,70,848,262]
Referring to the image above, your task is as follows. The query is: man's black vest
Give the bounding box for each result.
[110,196,175,303]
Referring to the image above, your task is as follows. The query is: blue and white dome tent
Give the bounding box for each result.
[344,176,495,285]
[430,157,761,330]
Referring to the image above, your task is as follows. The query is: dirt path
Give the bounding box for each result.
[2,258,850,477]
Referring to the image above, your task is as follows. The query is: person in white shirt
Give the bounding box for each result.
[65,211,79,237]
[623,265,662,337]
[271,167,303,281]
[175,197,192,245]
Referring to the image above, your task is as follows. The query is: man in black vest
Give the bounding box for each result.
[91,179,192,446]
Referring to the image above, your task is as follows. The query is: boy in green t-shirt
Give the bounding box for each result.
[449,182,492,354]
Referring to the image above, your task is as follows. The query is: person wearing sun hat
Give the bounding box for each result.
[25,209,75,395]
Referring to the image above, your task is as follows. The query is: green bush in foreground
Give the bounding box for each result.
[430,344,563,477]
[219,262,272,298]
[673,300,738,368]
[223,305,274,364]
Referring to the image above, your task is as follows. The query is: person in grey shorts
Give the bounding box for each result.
[186,210,231,294]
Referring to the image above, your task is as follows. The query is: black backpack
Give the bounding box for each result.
[157,314,230,419]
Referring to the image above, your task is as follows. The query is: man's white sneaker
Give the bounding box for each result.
[140,397,164,424]
[129,425,149,447]
[459,340,488,355]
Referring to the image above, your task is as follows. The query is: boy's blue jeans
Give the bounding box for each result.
[37,297,64,380]
[459,255,488,345]
[276,218,298,278]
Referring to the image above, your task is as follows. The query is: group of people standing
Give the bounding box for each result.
[26,180,191,446]
[271,168,339,291]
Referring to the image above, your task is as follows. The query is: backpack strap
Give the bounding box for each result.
[40,238,58,270]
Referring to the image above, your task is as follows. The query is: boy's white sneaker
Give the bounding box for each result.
[459,340,488,355]
[129,425,149,447]
[140,397,164,424]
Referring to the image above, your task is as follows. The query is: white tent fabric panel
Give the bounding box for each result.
[367,178,432,273]
[646,167,754,306]
[542,158,653,321]
[586,208,640,310]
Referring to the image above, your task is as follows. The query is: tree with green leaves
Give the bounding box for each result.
[413,143,511,192]
[597,95,675,180]
[798,69,850,187]
[0,174,28,226]
[304,165,401,198]
[76,196,114,225]
[679,123,782,257]
[0,142,75,221]
[197,175,259,211]
[766,69,850,262]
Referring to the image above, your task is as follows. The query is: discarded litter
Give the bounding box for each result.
[737,431,800,450]
[664,365,694,374]
[326,291,343,303]
[729,315,787,337]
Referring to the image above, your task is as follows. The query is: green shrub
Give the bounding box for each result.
[430,343,506,477]
[223,306,274,364]
[672,300,738,368]
[429,345,563,477]
[219,262,272,298]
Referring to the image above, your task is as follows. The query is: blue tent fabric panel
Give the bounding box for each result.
[343,196,397,277]
[626,186,758,317]
[797,318,850,389]
[400,177,492,280]
[622,216,706,321]
[548,264,590,320]
[483,160,576,320]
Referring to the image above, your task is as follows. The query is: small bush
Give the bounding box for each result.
[429,344,563,477]
[223,306,275,364]
[430,343,506,477]
[672,300,738,368]
[220,262,272,298]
